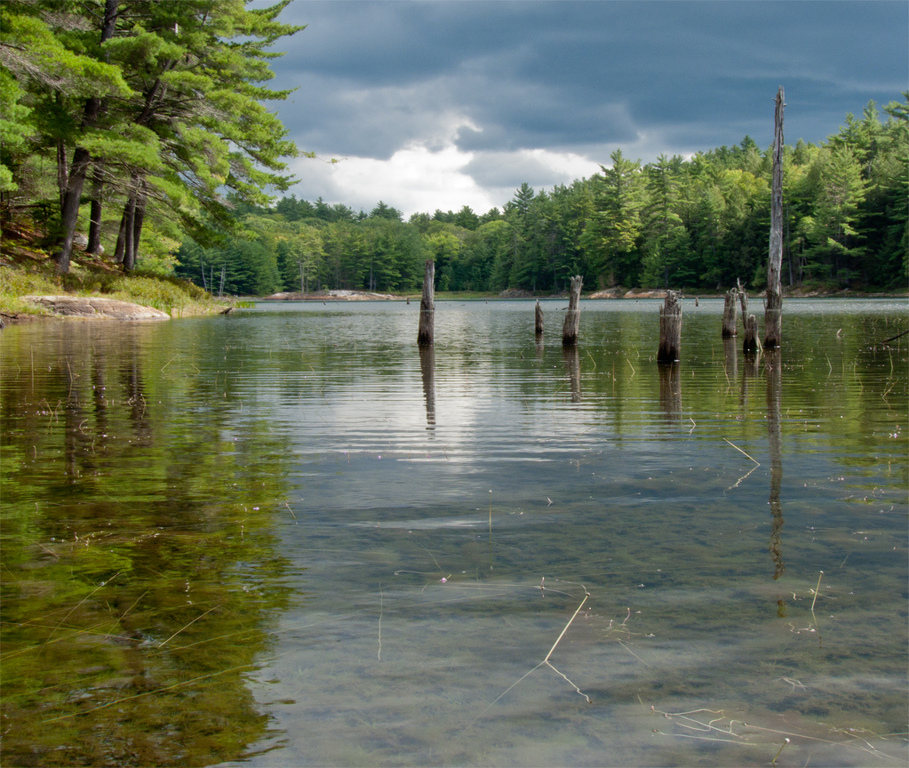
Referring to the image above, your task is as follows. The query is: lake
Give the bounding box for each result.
[1,298,906,767]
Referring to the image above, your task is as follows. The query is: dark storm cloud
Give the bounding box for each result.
[260,0,907,212]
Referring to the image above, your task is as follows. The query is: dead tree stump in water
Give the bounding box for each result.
[722,288,738,337]
[657,291,682,363]
[417,259,435,347]
[737,278,748,330]
[743,314,760,354]
[764,86,785,349]
[562,276,583,346]
[535,299,544,336]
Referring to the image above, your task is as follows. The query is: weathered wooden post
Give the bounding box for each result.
[722,287,738,337]
[737,278,748,328]
[417,259,434,347]
[764,86,785,349]
[562,275,582,346]
[535,299,544,336]
[743,314,759,354]
[657,290,682,363]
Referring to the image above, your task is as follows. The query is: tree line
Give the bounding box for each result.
[0,0,301,274]
[176,98,907,296]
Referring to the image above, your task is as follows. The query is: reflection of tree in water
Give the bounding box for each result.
[420,344,436,431]
[659,362,682,423]
[1,325,294,766]
[563,346,581,403]
[766,350,785,580]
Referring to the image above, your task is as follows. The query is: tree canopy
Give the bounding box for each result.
[0,0,303,273]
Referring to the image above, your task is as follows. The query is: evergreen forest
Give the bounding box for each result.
[174,99,909,296]
[1,1,905,296]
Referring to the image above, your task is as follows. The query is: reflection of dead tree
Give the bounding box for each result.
[766,349,785,579]
[722,337,738,389]
[659,363,682,423]
[419,345,435,431]
[563,346,581,403]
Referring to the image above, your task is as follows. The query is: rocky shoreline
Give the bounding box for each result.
[7,295,171,323]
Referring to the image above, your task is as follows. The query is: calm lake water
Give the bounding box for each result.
[1,298,907,767]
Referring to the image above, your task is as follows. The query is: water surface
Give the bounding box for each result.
[2,298,906,766]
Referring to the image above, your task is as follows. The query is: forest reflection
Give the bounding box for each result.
[1,324,294,767]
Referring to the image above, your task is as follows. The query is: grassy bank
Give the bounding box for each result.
[0,236,228,320]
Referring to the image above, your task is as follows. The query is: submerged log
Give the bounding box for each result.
[562,275,583,346]
[417,259,435,347]
[657,291,682,363]
[535,299,544,336]
[764,86,785,349]
[743,313,760,354]
[722,288,738,337]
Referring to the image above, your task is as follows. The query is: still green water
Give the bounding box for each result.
[1,299,906,767]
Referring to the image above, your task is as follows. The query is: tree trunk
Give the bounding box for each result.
[743,314,759,354]
[87,164,104,254]
[126,186,146,271]
[115,195,135,266]
[737,277,748,329]
[561,275,582,346]
[52,0,119,274]
[722,288,738,337]
[657,290,682,363]
[55,147,94,273]
[417,259,435,347]
[764,86,785,349]
[535,299,544,336]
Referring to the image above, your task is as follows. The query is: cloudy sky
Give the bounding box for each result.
[259,0,908,218]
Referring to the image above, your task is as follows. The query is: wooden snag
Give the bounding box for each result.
[722,288,738,337]
[737,278,748,332]
[657,291,682,363]
[764,86,785,349]
[417,259,435,347]
[535,299,544,336]
[562,275,583,346]
[743,314,760,354]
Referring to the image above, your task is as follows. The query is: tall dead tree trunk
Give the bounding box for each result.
[562,275,582,346]
[417,260,435,347]
[722,288,738,337]
[764,86,785,349]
